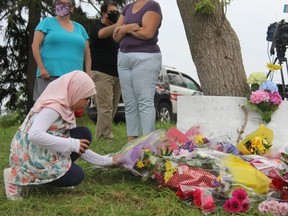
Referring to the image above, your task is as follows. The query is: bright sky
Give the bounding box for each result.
[156,0,288,84]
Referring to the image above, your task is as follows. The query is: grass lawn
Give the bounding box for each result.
[0,114,262,216]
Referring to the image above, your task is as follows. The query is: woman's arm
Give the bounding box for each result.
[80,150,113,167]
[130,11,161,40]
[84,40,91,77]
[98,24,117,39]
[113,15,139,43]
[28,108,81,154]
[31,31,50,79]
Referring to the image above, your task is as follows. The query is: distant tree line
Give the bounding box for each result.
[0,0,127,117]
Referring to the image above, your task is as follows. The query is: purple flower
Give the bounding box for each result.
[221,142,240,155]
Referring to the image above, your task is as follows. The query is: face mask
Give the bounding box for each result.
[55,4,70,17]
[107,11,119,24]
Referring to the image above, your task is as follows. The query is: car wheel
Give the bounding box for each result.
[157,102,172,122]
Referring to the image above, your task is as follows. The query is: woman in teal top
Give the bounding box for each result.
[32,0,91,101]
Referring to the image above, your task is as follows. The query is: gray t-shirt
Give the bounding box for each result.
[119,0,162,53]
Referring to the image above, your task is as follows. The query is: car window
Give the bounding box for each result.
[181,73,201,91]
[167,71,184,87]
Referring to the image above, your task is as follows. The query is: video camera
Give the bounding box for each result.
[266,19,288,57]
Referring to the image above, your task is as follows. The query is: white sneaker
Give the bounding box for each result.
[3,168,23,200]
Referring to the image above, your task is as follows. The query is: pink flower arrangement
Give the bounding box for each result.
[246,71,283,123]
[250,90,282,105]
[223,189,250,213]
[258,200,288,216]
[247,87,282,123]
[249,90,270,104]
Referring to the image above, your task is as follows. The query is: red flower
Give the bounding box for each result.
[232,189,247,202]
[193,197,202,208]
[272,177,288,190]
[229,198,242,213]
[240,199,250,213]
[223,199,232,212]
[202,196,216,212]
[193,188,202,199]
[153,171,164,182]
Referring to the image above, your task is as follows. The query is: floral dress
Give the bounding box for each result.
[9,111,72,185]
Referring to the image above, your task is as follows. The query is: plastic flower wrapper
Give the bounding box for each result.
[187,148,272,194]
[164,164,217,190]
[247,72,267,91]
[184,125,209,146]
[115,130,166,172]
[241,154,280,178]
[176,185,219,214]
[274,148,288,190]
[237,124,273,156]
[203,138,240,156]
[270,176,288,201]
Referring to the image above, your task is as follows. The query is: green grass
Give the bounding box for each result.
[0,114,262,216]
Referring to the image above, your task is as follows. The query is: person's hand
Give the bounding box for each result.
[40,68,50,79]
[79,139,90,154]
[125,23,140,34]
[112,154,122,166]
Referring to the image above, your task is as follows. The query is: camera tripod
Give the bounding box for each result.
[267,44,288,99]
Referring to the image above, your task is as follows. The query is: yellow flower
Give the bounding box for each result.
[266,63,282,71]
[164,161,176,183]
[194,134,205,145]
[143,148,151,153]
[136,160,145,168]
[164,171,174,183]
[250,137,266,154]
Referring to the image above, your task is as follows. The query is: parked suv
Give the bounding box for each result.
[155,65,202,122]
[87,65,202,123]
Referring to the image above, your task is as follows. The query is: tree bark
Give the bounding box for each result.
[176,0,250,96]
[26,0,41,111]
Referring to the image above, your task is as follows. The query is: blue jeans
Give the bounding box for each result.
[48,126,92,187]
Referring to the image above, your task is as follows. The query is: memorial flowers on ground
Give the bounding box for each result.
[115,125,285,214]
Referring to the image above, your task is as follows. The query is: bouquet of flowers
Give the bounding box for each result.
[275,149,288,187]
[246,68,283,123]
[115,125,273,214]
[237,124,273,155]
[176,185,250,214]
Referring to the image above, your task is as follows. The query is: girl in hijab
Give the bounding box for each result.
[4,71,116,200]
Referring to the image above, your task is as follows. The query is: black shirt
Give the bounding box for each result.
[89,19,119,77]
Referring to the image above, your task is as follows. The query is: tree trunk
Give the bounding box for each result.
[176,0,250,96]
[26,0,41,111]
